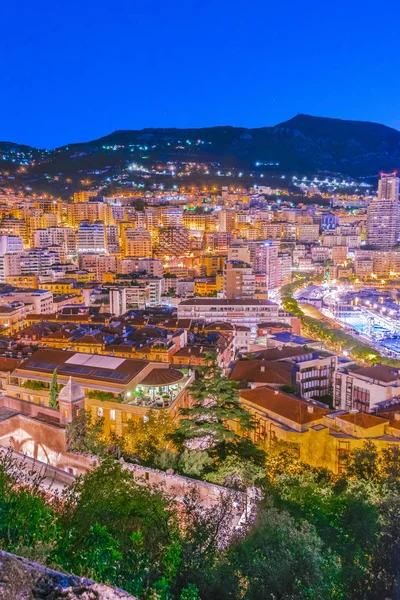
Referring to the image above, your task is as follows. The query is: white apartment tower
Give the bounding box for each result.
[77,221,107,254]
[367,172,400,249]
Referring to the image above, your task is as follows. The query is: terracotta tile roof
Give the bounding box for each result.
[173,346,206,358]
[42,329,74,340]
[351,365,400,384]
[258,321,292,329]
[204,321,235,331]
[230,360,292,385]
[75,332,105,345]
[140,368,184,386]
[162,318,193,329]
[385,418,400,430]
[0,357,20,372]
[240,386,330,425]
[251,347,311,361]
[338,412,388,428]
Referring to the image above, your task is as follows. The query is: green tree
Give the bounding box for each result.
[49,369,59,409]
[178,450,213,477]
[225,507,338,600]
[345,440,381,482]
[367,495,400,600]
[53,459,181,598]
[179,584,201,600]
[0,450,58,563]
[206,455,265,490]
[123,410,175,464]
[268,470,379,598]
[170,353,255,452]
[65,410,108,456]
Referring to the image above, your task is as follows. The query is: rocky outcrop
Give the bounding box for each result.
[0,550,136,600]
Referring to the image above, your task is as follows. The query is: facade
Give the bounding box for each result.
[223,260,255,299]
[159,227,190,256]
[333,364,400,413]
[109,287,127,317]
[124,228,152,258]
[237,386,400,474]
[367,172,400,249]
[177,298,293,333]
[77,221,106,254]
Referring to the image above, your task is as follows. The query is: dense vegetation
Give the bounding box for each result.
[2,440,400,598]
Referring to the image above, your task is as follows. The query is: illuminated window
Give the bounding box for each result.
[110,409,116,421]
[97,407,103,417]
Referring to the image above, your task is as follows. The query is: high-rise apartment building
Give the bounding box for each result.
[106,225,120,254]
[48,226,76,256]
[124,228,152,258]
[20,249,60,275]
[0,235,23,255]
[109,287,127,317]
[218,210,236,233]
[77,221,106,254]
[224,260,255,299]
[367,172,400,249]
[159,227,189,256]
[79,254,117,282]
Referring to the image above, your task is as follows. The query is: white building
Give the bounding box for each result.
[77,221,106,254]
[0,235,23,255]
[109,287,127,317]
[6,289,54,314]
[177,298,290,333]
[367,172,400,249]
[334,364,400,413]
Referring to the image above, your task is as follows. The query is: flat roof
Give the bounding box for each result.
[179,299,277,306]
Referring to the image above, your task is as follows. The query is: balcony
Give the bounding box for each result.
[127,370,194,409]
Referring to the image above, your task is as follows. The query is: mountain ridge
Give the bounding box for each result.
[1,114,400,197]
[2,114,400,151]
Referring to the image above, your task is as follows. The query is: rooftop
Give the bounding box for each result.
[337,412,388,429]
[270,331,315,344]
[240,386,330,425]
[230,360,292,385]
[351,364,400,384]
[15,348,149,385]
[140,368,184,386]
[179,298,276,306]
[250,347,311,361]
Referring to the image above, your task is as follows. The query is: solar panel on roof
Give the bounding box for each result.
[29,361,57,370]
[91,368,127,381]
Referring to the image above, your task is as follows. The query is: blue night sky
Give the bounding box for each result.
[2,0,400,148]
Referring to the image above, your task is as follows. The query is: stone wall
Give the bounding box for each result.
[0,550,136,599]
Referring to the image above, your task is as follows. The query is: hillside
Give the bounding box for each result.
[1,114,400,197]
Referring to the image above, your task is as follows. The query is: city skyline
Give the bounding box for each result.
[2,2,400,596]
